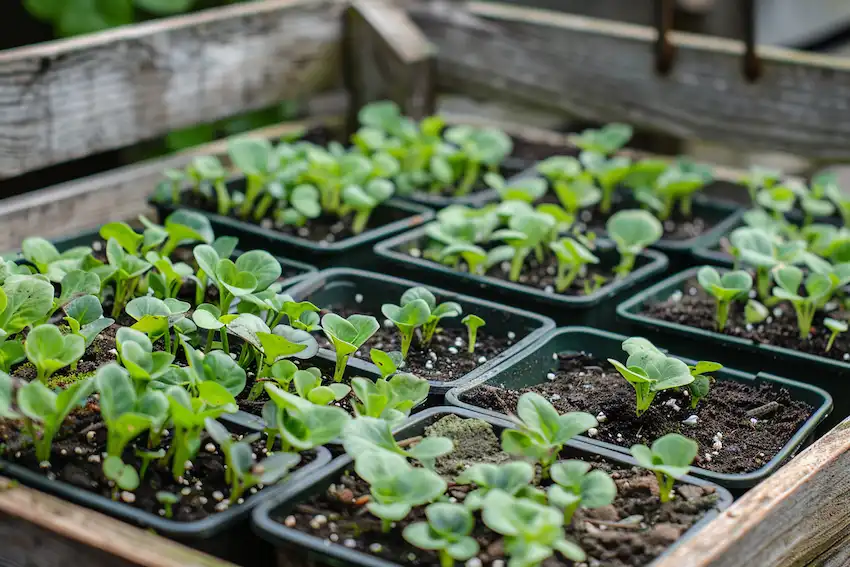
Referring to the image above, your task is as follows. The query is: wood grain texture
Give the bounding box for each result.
[0,0,344,179]
[0,103,345,252]
[0,478,236,567]
[344,0,435,130]
[655,418,850,567]
[406,0,850,161]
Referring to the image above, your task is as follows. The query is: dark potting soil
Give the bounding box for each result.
[405,243,617,297]
[1,405,315,522]
[177,192,411,245]
[641,279,850,362]
[315,306,515,382]
[462,353,813,474]
[278,415,719,567]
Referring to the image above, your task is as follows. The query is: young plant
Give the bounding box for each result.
[412,288,462,346]
[606,210,663,277]
[103,457,140,499]
[156,491,179,519]
[824,318,848,352]
[24,324,85,384]
[772,265,834,339]
[263,384,351,451]
[549,238,600,292]
[686,361,721,409]
[369,348,404,378]
[568,123,633,156]
[341,179,395,234]
[607,337,694,416]
[547,460,616,524]
[501,392,597,475]
[43,269,101,323]
[536,156,600,215]
[381,298,430,359]
[350,373,429,427]
[354,450,447,532]
[104,238,152,318]
[696,266,753,331]
[125,296,191,354]
[193,245,282,314]
[293,369,351,405]
[630,433,699,503]
[729,227,804,299]
[342,416,453,470]
[189,155,230,216]
[20,237,92,282]
[403,503,479,567]
[228,137,275,219]
[485,173,547,203]
[742,166,782,203]
[491,211,556,282]
[652,161,712,219]
[581,153,632,214]
[461,315,485,354]
[115,328,175,394]
[18,377,95,462]
[443,126,512,196]
[204,418,301,504]
[63,295,114,348]
[745,299,769,324]
[455,461,539,510]
[192,303,237,353]
[481,490,586,565]
[320,313,379,382]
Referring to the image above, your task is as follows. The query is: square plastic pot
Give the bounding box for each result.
[446,327,833,491]
[374,229,669,327]
[11,227,318,289]
[283,268,556,396]
[151,189,434,270]
[251,406,734,567]
[0,419,331,564]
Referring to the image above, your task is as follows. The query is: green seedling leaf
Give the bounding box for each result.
[630,433,698,502]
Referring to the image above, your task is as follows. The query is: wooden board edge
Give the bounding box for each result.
[0,477,238,567]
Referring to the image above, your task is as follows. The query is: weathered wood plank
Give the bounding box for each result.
[0,0,345,179]
[0,101,345,252]
[344,0,435,131]
[655,418,850,567]
[0,478,237,567]
[406,0,850,161]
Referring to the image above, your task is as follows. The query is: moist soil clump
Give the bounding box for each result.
[315,307,515,382]
[462,353,813,474]
[3,406,315,522]
[641,279,850,361]
[277,416,719,567]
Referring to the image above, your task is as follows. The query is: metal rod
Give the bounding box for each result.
[654,0,676,74]
[742,0,761,81]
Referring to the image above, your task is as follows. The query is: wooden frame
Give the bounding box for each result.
[0,1,849,565]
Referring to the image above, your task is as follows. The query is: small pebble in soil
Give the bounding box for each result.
[230,352,238,360]
[407,553,417,562]
[409,248,421,258]
[87,455,100,464]
[212,491,224,501]
[688,287,697,296]
[588,427,598,437]
[449,346,458,354]
[478,356,487,363]
[704,453,712,463]
[199,497,208,505]
[466,559,483,567]
[773,307,783,317]
[369,543,383,553]
[39,461,50,469]
[547,372,556,381]
[844,353,850,361]
[683,415,699,425]
[121,492,136,503]
[492,561,505,567]
[108,348,118,356]
[508,331,516,340]
[261,219,273,229]
[552,353,558,360]
[713,440,723,450]
[159,510,166,516]
[425,361,433,370]
[86,431,96,442]
[746,323,754,331]
[60,449,67,456]
[670,290,683,302]
[74,447,84,455]
[205,443,216,453]
[215,502,229,512]
[184,461,193,470]
[92,241,103,252]
[355,294,363,303]
[181,487,191,496]
[596,412,607,423]
[544,285,554,294]
[330,533,339,542]
[344,539,356,549]
[550,394,561,401]
[298,227,310,238]
[750,418,759,425]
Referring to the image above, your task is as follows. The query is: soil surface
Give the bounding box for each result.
[641,279,850,362]
[2,405,315,522]
[177,193,411,245]
[462,353,813,474]
[277,415,720,567]
[315,307,515,383]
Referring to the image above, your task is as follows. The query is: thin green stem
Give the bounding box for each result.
[333,352,348,383]
[455,160,481,196]
[716,300,731,332]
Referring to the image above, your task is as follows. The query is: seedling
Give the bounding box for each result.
[263,384,350,451]
[18,377,95,462]
[729,227,804,299]
[630,433,699,503]
[409,288,462,346]
[652,161,712,219]
[350,373,429,427]
[146,251,195,301]
[581,153,632,214]
[355,450,447,532]
[343,416,453,470]
[696,267,753,331]
[437,242,509,276]
[824,318,848,352]
[568,123,633,156]
[125,296,191,354]
[293,369,351,405]
[369,348,404,378]
[228,137,275,219]
[455,461,540,510]
[103,456,140,499]
[104,238,152,318]
[481,490,586,565]
[204,418,301,503]
[491,212,556,282]
[686,361,720,409]
[772,265,835,339]
[44,269,101,323]
[756,185,797,221]
[63,295,114,348]
[549,238,600,292]
[381,298,430,359]
[321,313,379,382]
[193,245,282,314]
[115,328,175,394]
[403,503,479,567]
[341,179,395,234]
[547,460,616,524]
[156,491,179,519]
[192,303,238,353]
[608,337,694,416]
[461,314,485,354]
[20,237,91,282]
[24,324,86,384]
[189,155,230,215]
[745,299,769,324]
[535,156,600,215]
[179,340,247,398]
[137,448,166,479]
[501,392,597,475]
[606,210,663,277]
[444,125,512,196]
[742,166,782,203]
[485,173,547,204]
